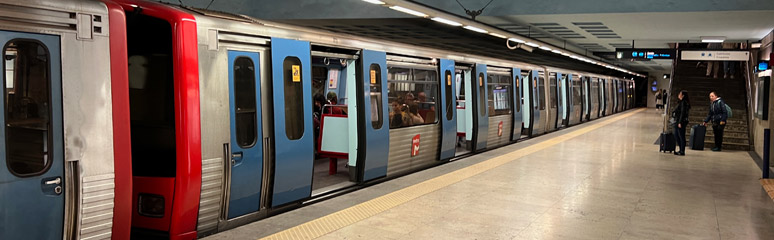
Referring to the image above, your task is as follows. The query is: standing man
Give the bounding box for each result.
[703,91,728,151]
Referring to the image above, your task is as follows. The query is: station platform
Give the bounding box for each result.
[204,109,774,240]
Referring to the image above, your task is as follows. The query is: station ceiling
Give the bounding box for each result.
[185,0,774,76]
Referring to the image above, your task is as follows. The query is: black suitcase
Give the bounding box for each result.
[690,125,706,150]
[660,132,675,152]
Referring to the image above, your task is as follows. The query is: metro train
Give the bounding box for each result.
[0,0,636,239]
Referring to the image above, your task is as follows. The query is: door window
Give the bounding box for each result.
[3,40,52,177]
[233,57,258,147]
[444,70,453,120]
[283,57,304,140]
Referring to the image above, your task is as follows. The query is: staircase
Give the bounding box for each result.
[667,60,751,151]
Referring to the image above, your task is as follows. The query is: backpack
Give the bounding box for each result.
[724,102,732,118]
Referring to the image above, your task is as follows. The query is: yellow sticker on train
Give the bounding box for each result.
[370,70,377,84]
[292,65,301,82]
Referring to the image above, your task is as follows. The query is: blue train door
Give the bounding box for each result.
[599,79,608,117]
[473,64,488,151]
[511,68,522,141]
[439,59,457,160]
[358,50,389,181]
[0,32,64,240]
[525,70,541,136]
[269,38,314,207]
[583,77,590,121]
[226,51,263,218]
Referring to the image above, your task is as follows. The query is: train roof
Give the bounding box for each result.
[161,3,632,81]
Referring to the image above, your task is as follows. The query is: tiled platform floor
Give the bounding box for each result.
[205,109,774,240]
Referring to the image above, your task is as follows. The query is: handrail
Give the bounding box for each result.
[745,50,755,149]
[664,46,679,133]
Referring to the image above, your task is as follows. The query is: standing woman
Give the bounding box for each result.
[673,90,691,155]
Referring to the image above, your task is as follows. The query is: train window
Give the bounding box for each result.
[387,66,438,128]
[515,75,521,112]
[233,57,258,147]
[573,79,582,106]
[370,64,383,129]
[444,70,453,121]
[283,57,304,140]
[487,74,511,116]
[456,71,465,107]
[3,40,52,177]
[127,14,175,177]
[478,73,486,117]
[538,76,546,110]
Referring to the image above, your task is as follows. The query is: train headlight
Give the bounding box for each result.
[138,193,165,218]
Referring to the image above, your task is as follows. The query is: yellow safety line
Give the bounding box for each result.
[261,108,646,240]
[761,179,774,202]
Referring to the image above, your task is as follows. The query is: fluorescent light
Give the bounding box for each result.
[525,42,539,47]
[431,17,462,26]
[701,36,725,43]
[389,6,428,17]
[362,0,385,4]
[551,49,562,54]
[489,32,507,39]
[463,25,488,33]
[539,46,552,51]
[508,38,525,43]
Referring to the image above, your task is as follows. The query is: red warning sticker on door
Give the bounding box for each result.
[411,134,420,157]
[498,121,504,137]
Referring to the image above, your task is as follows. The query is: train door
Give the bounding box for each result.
[534,71,547,135]
[455,65,474,155]
[358,50,389,181]
[268,38,314,207]
[582,76,590,122]
[472,64,488,151]
[564,74,574,126]
[0,32,64,240]
[511,68,523,141]
[439,59,457,160]
[600,78,607,116]
[613,79,619,113]
[569,74,581,126]
[547,72,559,131]
[225,51,264,219]
[594,77,600,119]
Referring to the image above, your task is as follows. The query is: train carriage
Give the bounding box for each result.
[0,1,638,239]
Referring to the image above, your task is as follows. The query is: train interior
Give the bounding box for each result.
[310,46,359,196]
[455,66,473,155]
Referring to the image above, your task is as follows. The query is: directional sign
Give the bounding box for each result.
[616,48,676,60]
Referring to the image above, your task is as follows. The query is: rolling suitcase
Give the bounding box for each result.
[690,125,706,150]
[660,132,675,153]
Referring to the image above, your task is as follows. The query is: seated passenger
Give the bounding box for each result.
[407,103,424,125]
[390,101,405,128]
[325,91,344,115]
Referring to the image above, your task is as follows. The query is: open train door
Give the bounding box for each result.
[438,59,457,160]
[511,68,523,141]
[357,50,389,182]
[268,37,314,207]
[472,64,488,151]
